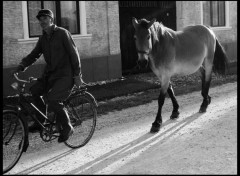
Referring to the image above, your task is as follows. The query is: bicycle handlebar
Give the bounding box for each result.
[14,73,37,83]
[14,73,90,87]
[81,82,90,86]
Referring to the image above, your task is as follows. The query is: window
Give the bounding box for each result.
[59,2,79,33]
[27,1,80,38]
[202,1,226,27]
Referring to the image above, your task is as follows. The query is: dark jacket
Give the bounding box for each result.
[20,25,81,79]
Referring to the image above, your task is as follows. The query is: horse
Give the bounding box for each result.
[132,17,228,133]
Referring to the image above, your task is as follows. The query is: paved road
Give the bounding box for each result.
[5,82,237,175]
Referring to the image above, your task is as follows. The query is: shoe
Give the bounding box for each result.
[58,126,74,143]
[28,122,42,133]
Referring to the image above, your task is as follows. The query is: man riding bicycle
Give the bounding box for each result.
[13,9,84,143]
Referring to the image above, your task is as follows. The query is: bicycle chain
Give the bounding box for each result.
[40,123,59,142]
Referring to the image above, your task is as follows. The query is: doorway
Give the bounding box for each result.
[119,1,176,74]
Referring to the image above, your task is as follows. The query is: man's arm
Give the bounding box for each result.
[62,30,82,78]
[19,37,43,71]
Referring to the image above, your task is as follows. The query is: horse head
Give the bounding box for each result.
[132,17,156,68]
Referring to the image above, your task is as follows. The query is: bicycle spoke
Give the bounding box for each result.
[64,94,97,148]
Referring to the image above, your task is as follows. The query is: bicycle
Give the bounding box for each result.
[3,73,98,174]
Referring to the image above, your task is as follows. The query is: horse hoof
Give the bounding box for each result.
[199,96,211,113]
[208,96,211,105]
[150,126,160,133]
[170,111,180,119]
[199,107,207,113]
[150,122,161,133]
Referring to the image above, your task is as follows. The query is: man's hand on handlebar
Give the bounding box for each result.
[74,75,85,88]
[10,65,25,78]
[13,73,37,83]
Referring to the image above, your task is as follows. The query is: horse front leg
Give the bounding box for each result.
[150,79,169,133]
[167,82,180,119]
[150,92,166,133]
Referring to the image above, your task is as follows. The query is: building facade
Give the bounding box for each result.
[3,1,237,97]
[3,1,122,96]
[176,1,237,63]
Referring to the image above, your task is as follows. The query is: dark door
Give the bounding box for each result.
[119,1,176,74]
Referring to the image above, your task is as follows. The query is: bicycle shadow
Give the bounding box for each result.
[16,145,76,175]
[66,112,203,174]
[15,112,203,174]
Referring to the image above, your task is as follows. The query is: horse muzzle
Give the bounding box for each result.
[136,50,149,68]
[137,57,149,68]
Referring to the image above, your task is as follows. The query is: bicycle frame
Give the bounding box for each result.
[15,93,54,131]
[4,73,98,174]
[6,74,97,138]
[5,74,59,138]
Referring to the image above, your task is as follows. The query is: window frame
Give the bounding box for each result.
[200,1,231,31]
[27,1,80,37]
[56,1,80,35]
[210,1,225,27]
[19,1,91,43]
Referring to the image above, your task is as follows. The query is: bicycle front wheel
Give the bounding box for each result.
[3,110,26,174]
[64,93,97,148]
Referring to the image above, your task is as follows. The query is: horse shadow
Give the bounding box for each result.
[16,112,203,174]
[66,111,203,174]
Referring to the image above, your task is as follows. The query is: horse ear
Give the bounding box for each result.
[148,18,156,29]
[132,17,138,29]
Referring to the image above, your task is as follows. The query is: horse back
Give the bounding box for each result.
[172,25,216,75]
[175,25,215,59]
[150,24,217,77]
[177,25,215,48]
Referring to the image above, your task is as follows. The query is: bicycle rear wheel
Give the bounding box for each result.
[3,110,26,174]
[64,93,97,148]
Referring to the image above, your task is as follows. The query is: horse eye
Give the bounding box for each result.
[147,35,150,40]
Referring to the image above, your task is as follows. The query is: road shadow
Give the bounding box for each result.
[16,146,76,175]
[66,112,204,174]
[14,112,203,174]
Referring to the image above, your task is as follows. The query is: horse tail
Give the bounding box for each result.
[212,38,229,75]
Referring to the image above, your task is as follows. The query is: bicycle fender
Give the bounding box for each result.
[3,104,18,111]
[84,92,98,107]
[20,111,29,152]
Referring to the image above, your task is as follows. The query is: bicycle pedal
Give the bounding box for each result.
[43,122,52,126]
[52,130,60,134]
[52,132,60,138]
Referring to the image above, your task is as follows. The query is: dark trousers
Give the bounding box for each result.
[29,76,74,131]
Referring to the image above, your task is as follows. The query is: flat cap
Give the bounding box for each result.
[36,9,54,20]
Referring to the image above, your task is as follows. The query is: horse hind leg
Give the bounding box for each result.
[199,63,212,113]
[167,82,180,119]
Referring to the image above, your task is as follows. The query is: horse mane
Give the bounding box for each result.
[150,21,175,45]
[138,18,151,29]
[137,18,174,47]
[151,22,169,40]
